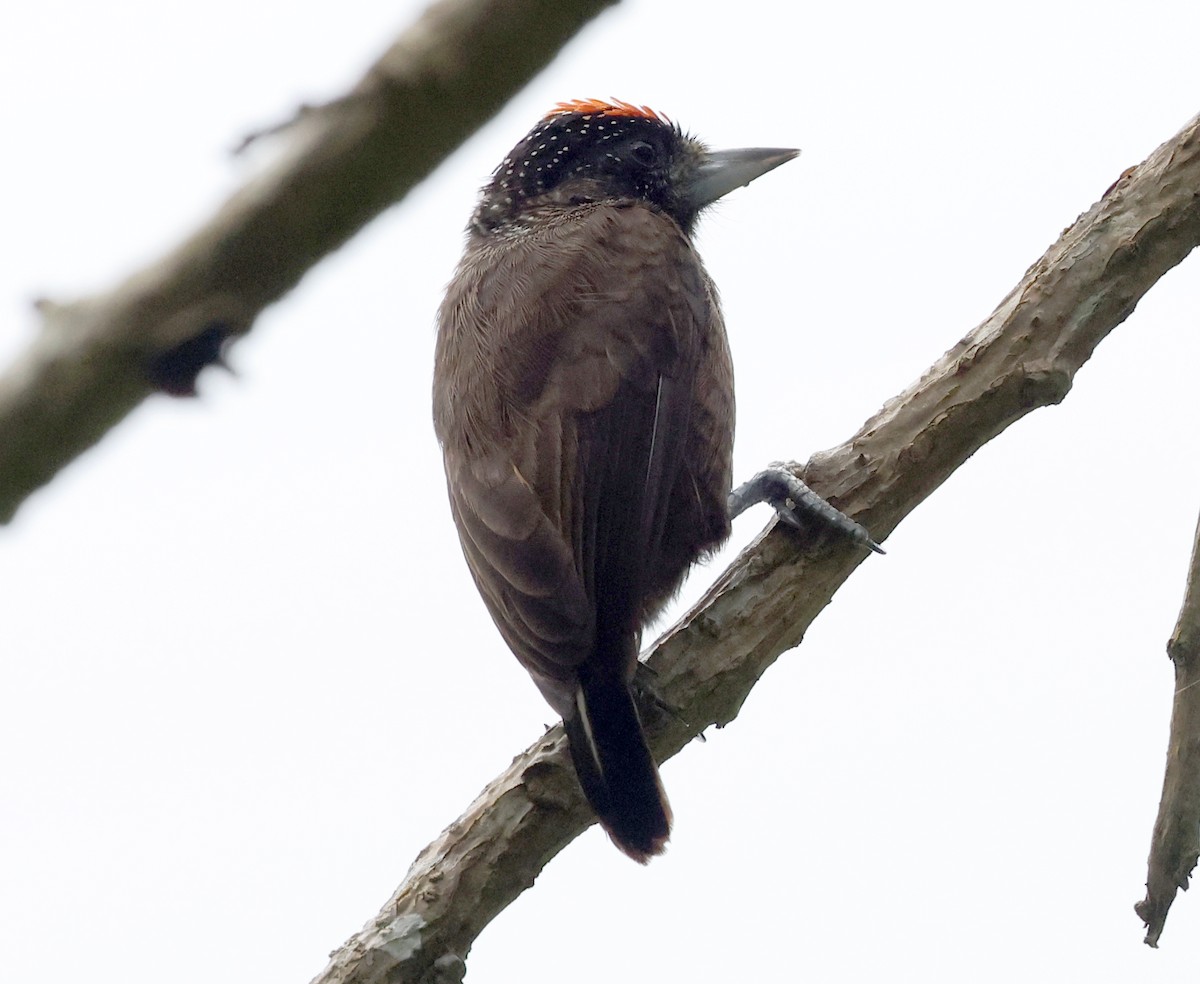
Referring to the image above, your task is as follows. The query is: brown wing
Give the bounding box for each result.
[434,202,712,713]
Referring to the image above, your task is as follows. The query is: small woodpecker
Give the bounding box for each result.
[433,99,880,862]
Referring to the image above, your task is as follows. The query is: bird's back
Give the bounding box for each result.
[434,202,733,712]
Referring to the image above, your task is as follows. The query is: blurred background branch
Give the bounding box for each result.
[0,0,617,523]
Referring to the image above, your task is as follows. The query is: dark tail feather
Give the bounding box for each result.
[564,671,672,863]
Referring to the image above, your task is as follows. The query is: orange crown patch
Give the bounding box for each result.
[545,98,670,124]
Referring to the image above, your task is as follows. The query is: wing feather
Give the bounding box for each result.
[434,202,712,706]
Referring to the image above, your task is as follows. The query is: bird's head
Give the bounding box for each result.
[471,99,798,237]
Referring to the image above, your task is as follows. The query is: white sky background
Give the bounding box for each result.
[3,0,1200,980]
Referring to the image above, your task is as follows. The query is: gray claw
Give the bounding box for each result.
[728,466,885,555]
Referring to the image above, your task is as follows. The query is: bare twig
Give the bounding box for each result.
[309,113,1200,983]
[0,0,618,523]
[1136,508,1200,945]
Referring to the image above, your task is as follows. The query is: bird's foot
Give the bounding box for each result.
[728,465,884,554]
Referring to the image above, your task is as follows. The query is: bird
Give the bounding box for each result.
[433,98,879,862]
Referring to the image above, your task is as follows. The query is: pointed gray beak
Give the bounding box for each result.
[685,147,799,210]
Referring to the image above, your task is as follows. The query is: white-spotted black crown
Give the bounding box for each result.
[471,99,707,235]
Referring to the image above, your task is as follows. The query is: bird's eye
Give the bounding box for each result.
[629,141,657,166]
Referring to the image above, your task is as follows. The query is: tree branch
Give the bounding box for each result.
[0,0,618,523]
[307,112,1200,983]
